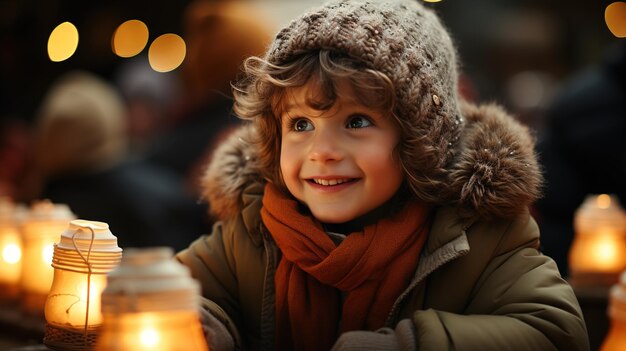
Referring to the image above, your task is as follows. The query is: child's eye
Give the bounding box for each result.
[346,115,372,129]
[291,118,314,132]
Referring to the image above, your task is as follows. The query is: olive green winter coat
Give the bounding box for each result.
[177,102,589,350]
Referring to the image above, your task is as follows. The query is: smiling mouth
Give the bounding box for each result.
[308,178,357,186]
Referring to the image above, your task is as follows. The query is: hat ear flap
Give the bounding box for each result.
[447,102,542,219]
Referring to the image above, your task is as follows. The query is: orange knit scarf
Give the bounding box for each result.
[261,183,430,351]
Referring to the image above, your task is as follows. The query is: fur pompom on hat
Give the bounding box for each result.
[266,0,463,175]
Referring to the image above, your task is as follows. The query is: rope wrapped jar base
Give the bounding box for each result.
[43,323,99,351]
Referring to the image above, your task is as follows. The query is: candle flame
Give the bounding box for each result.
[2,244,21,264]
[42,244,54,264]
[597,194,612,209]
[77,280,102,306]
[139,328,160,348]
[591,234,619,269]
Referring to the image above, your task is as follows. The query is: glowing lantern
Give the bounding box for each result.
[43,220,122,350]
[0,197,26,300]
[97,247,208,351]
[600,270,626,351]
[20,200,75,314]
[569,194,626,287]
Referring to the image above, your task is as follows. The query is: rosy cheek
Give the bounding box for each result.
[280,147,297,180]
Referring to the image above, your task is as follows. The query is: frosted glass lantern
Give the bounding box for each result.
[20,200,75,314]
[569,194,626,287]
[43,220,122,350]
[600,270,626,351]
[97,247,208,351]
[0,197,26,300]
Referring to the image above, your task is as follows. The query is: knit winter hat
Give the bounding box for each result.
[205,0,543,220]
[265,0,463,175]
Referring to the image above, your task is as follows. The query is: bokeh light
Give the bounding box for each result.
[112,19,149,58]
[2,243,21,264]
[47,22,79,62]
[148,34,186,73]
[605,2,626,38]
[42,243,54,264]
[597,194,612,209]
[139,327,160,347]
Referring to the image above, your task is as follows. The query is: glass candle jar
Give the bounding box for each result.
[600,270,626,351]
[43,219,122,350]
[569,194,626,287]
[20,200,75,314]
[97,247,208,351]
[0,197,25,300]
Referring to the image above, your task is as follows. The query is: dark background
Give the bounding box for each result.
[0,0,618,124]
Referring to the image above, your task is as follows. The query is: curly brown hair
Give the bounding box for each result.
[233,49,448,203]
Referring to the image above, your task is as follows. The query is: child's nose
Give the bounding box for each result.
[308,129,344,162]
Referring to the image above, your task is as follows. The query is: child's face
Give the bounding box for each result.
[279,79,404,224]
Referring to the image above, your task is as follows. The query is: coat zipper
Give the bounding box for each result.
[386,231,471,326]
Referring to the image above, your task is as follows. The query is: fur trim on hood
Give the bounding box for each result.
[201,101,542,220]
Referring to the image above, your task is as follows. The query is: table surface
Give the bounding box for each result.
[0,300,45,350]
[1,285,611,351]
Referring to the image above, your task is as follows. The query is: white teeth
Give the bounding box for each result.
[313,178,350,186]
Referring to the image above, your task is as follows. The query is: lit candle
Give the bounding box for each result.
[569,194,626,287]
[0,198,26,300]
[97,247,208,351]
[43,219,122,350]
[20,200,75,314]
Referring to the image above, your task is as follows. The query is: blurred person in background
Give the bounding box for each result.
[0,117,35,202]
[535,40,626,277]
[34,70,209,250]
[142,0,274,198]
[114,54,183,153]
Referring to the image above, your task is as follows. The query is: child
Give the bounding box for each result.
[176,0,589,350]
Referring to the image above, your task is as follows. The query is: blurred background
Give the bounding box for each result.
[0,0,624,256]
[0,0,620,127]
[0,0,621,201]
[0,0,624,350]
[1,0,624,270]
